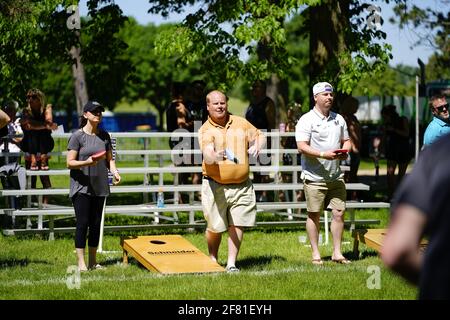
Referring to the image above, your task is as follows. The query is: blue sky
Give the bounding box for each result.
[79,0,437,67]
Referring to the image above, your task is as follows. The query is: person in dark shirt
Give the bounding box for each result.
[382,136,450,299]
[380,104,412,200]
[245,80,276,202]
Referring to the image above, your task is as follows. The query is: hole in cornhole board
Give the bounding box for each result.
[121,235,226,274]
[150,240,166,245]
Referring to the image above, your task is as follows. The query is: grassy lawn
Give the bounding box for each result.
[0,220,416,300]
[0,144,416,300]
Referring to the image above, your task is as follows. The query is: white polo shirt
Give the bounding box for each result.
[295,107,349,182]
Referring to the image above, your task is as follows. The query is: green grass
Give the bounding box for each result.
[0,221,416,300]
[1,152,415,300]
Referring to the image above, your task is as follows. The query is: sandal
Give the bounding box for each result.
[311,258,323,265]
[30,155,38,171]
[40,154,49,170]
[331,258,351,265]
[89,264,105,270]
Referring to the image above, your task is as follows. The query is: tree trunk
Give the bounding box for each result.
[309,0,350,109]
[70,44,89,116]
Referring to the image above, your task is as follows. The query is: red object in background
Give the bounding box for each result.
[91,150,106,160]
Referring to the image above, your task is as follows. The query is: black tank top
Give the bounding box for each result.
[245,97,271,130]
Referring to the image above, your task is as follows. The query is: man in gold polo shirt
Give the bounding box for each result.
[199,90,266,273]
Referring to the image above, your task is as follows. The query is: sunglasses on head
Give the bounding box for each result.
[435,103,449,113]
[27,94,38,100]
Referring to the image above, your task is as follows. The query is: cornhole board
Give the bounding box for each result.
[121,235,225,274]
[352,228,428,257]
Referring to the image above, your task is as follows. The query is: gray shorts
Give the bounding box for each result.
[201,178,257,233]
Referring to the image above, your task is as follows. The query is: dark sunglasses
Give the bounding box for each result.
[435,103,449,113]
[26,94,38,100]
[89,108,103,115]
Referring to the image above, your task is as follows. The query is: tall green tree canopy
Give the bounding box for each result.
[0,0,132,115]
[149,0,392,99]
[119,18,207,130]
[391,0,449,80]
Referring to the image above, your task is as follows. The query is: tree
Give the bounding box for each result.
[0,0,132,119]
[305,0,392,107]
[353,64,417,97]
[391,0,449,80]
[149,0,393,120]
[119,19,204,130]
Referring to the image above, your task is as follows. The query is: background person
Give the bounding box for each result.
[66,101,121,272]
[165,82,192,189]
[296,82,352,265]
[245,80,276,202]
[20,88,57,171]
[381,136,450,300]
[380,104,412,200]
[0,101,24,162]
[0,101,25,208]
[279,106,303,202]
[423,94,450,147]
[0,108,9,137]
[199,90,266,272]
[339,96,362,200]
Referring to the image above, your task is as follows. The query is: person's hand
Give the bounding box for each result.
[215,150,225,163]
[113,171,121,185]
[87,154,105,166]
[47,122,58,130]
[248,144,260,157]
[21,119,31,130]
[320,150,346,160]
[335,152,348,161]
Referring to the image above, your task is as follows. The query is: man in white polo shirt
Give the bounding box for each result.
[296,82,352,265]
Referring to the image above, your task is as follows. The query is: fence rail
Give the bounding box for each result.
[1,131,389,241]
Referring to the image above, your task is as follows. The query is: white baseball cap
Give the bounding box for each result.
[313,82,333,96]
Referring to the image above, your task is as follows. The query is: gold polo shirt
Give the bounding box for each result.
[198,114,261,184]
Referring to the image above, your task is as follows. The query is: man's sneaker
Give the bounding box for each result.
[226,265,240,273]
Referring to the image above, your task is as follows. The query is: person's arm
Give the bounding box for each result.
[202,143,225,164]
[21,106,57,130]
[348,120,362,153]
[0,109,10,129]
[176,102,192,129]
[248,132,266,157]
[395,117,409,137]
[297,141,341,160]
[381,204,426,285]
[44,104,58,130]
[107,150,121,185]
[66,149,100,169]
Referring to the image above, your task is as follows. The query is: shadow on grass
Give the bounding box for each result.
[238,254,286,270]
[357,250,379,260]
[0,258,51,268]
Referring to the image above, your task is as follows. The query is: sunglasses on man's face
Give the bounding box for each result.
[27,94,38,100]
[434,103,449,113]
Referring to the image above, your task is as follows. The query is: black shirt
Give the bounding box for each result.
[392,135,450,299]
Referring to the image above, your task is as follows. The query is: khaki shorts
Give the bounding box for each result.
[201,178,257,233]
[303,179,346,212]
